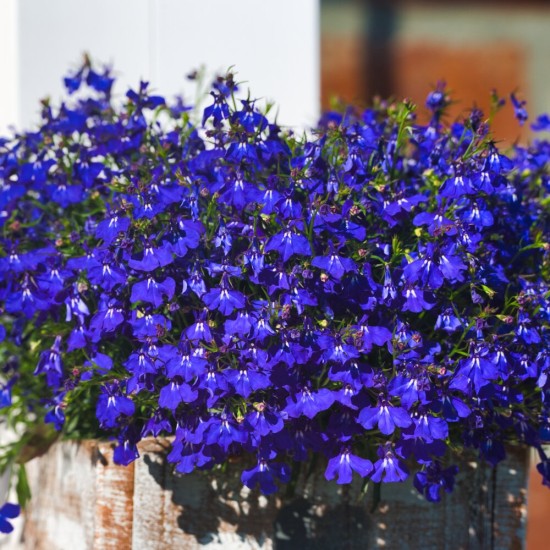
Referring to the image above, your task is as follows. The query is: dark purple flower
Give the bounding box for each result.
[536,450,550,488]
[414,462,458,502]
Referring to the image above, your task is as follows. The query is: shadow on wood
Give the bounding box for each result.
[2,439,527,549]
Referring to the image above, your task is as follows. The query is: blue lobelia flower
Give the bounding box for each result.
[128,241,174,272]
[224,364,270,398]
[358,399,412,435]
[452,342,500,394]
[435,308,463,333]
[34,336,64,388]
[516,312,541,345]
[142,409,173,437]
[158,378,199,411]
[324,448,373,484]
[531,113,550,132]
[403,244,444,289]
[401,284,435,313]
[87,257,128,292]
[460,200,494,229]
[371,444,409,483]
[113,426,140,466]
[129,312,172,341]
[44,402,66,431]
[94,214,130,246]
[202,281,246,316]
[0,503,20,534]
[264,228,311,262]
[353,316,392,352]
[0,379,14,408]
[311,252,357,280]
[67,325,89,352]
[245,404,284,437]
[63,68,83,93]
[89,299,125,338]
[204,413,249,452]
[439,175,474,199]
[438,245,466,282]
[226,134,258,164]
[96,383,135,429]
[5,276,49,318]
[165,346,208,382]
[185,311,212,342]
[131,276,176,308]
[231,99,268,133]
[510,93,528,125]
[202,91,230,126]
[172,219,203,257]
[86,67,114,95]
[413,412,449,441]
[285,387,335,420]
[413,208,457,236]
[64,285,90,324]
[174,442,212,474]
[224,311,254,337]
[241,458,291,495]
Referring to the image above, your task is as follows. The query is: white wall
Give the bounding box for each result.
[0,0,18,135]
[0,0,319,134]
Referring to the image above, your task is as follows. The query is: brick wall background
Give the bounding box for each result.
[321,1,550,143]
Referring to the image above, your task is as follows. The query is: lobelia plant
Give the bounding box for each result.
[0,59,548,519]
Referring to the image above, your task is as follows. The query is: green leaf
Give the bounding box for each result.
[370,482,382,513]
[16,464,31,508]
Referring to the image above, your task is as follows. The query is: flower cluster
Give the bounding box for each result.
[0,61,548,503]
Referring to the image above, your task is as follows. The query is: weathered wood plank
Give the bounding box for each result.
[93,443,135,550]
[11,441,98,550]
[0,439,528,549]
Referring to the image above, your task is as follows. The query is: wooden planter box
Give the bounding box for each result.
[2,439,527,549]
